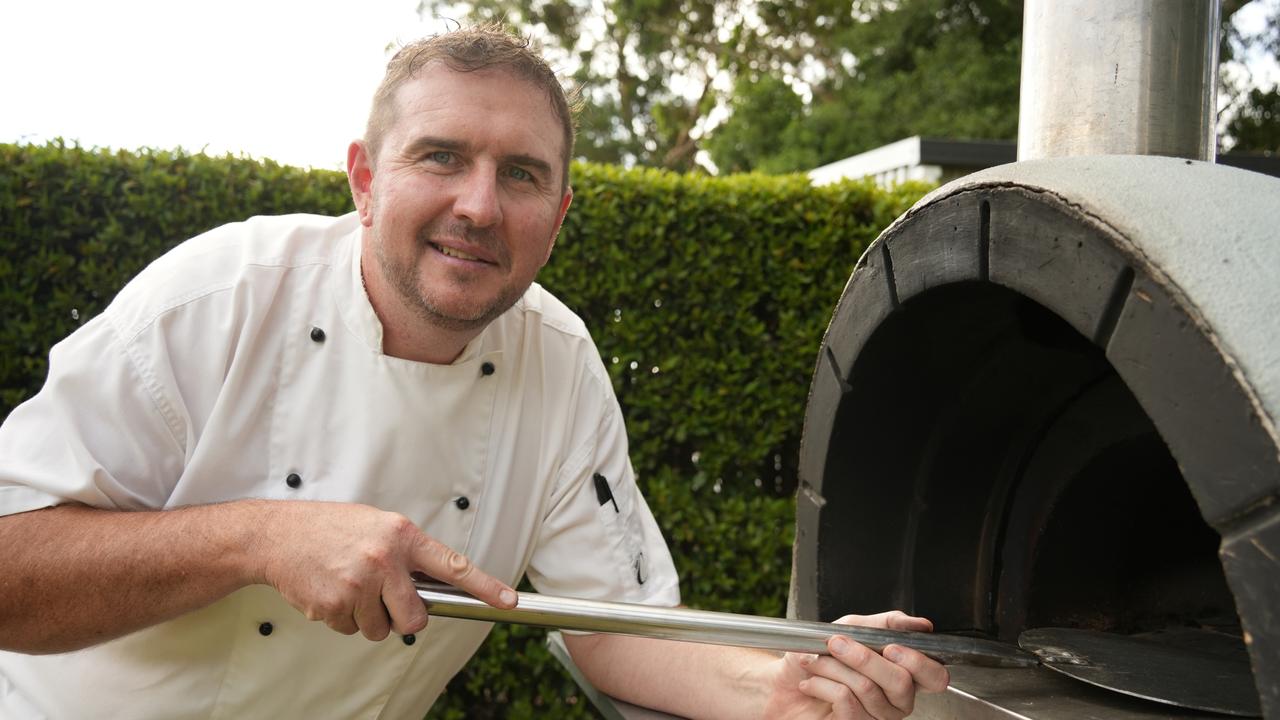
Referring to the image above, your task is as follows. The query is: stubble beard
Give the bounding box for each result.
[374,221,526,334]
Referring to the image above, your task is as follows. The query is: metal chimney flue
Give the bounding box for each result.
[1018,0,1221,161]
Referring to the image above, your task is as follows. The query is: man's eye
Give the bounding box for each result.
[506,166,533,182]
[428,151,453,164]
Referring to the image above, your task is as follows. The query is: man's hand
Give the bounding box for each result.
[761,612,950,720]
[254,502,517,641]
[0,500,516,654]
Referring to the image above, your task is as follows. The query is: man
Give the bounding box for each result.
[0,26,947,719]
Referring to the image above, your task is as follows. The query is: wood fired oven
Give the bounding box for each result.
[790,155,1280,719]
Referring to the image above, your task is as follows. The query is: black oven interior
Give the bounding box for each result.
[815,282,1237,644]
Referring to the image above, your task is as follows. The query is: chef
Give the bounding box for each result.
[0,24,948,719]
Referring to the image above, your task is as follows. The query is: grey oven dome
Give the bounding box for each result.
[792,155,1280,718]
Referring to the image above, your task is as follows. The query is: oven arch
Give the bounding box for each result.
[792,155,1280,717]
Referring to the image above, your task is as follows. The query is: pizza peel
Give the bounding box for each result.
[416,583,1260,716]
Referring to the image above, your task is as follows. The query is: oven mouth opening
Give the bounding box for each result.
[816,281,1240,647]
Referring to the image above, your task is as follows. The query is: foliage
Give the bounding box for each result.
[423,0,1280,171]
[0,142,928,718]
[1222,0,1280,153]
[1226,87,1280,152]
[718,0,1023,173]
[419,0,834,171]
[418,0,1024,172]
[705,74,819,174]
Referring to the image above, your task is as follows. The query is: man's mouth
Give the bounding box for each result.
[431,242,488,263]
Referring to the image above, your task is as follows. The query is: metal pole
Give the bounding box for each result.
[1018,0,1220,161]
[415,582,1038,668]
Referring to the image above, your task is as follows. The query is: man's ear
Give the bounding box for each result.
[347,140,375,227]
[543,186,574,266]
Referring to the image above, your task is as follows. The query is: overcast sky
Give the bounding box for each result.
[0,0,453,171]
[3,0,1276,172]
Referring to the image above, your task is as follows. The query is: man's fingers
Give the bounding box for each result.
[411,537,516,608]
[382,574,430,636]
[352,593,392,641]
[883,644,950,693]
[323,612,360,636]
[834,611,933,633]
[882,611,933,633]
[828,611,947,697]
[825,636,915,717]
[797,674,874,720]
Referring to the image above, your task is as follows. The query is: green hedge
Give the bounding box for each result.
[0,142,927,718]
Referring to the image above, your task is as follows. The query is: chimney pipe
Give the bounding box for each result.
[1017,0,1221,162]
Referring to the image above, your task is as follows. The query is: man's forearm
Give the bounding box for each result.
[0,501,268,653]
[565,611,949,720]
[564,632,776,720]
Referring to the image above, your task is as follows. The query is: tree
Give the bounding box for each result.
[419,0,886,170]
[1226,87,1280,152]
[420,0,1024,172]
[420,0,768,170]
[708,0,1023,173]
[422,0,1278,171]
[704,74,817,174]
[1221,0,1280,153]
[714,0,1278,169]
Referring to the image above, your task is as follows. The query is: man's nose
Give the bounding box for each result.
[452,168,503,228]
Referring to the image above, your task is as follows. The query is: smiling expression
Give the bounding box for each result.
[350,64,573,341]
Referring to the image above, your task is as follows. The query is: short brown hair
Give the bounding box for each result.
[364,24,579,188]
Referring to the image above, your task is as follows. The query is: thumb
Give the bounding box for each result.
[778,650,819,683]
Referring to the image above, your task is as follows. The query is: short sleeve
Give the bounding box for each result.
[0,313,186,516]
[524,361,680,608]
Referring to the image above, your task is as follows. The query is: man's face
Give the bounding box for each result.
[350,65,572,334]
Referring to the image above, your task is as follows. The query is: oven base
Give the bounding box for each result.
[915,666,1231,720]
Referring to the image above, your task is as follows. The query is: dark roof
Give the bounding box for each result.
[917,138,1279,178]
[1218,152,1280,177]
[919,138,1016,167]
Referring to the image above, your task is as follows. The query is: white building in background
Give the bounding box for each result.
[808,137,1016,187]
[809,136,1278,187]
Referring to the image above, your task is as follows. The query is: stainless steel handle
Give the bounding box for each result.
[414,582,1036,668]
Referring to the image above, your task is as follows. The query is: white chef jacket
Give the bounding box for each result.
[0,212,680,719]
